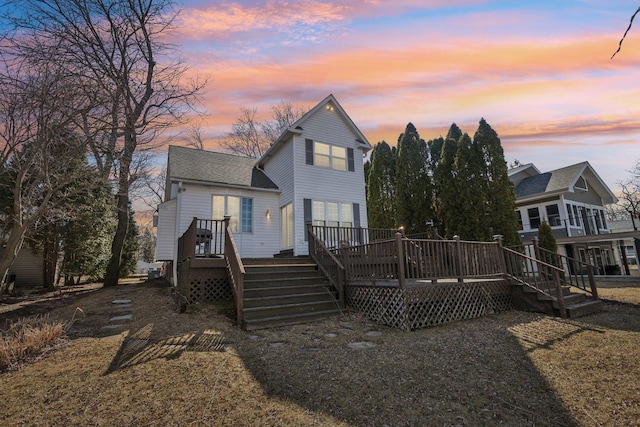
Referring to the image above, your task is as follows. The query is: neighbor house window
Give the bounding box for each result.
[306,139,354,172]
[545,204,561,227]
[528,207,541,229]
[516,210,523,230]
[567,204,575,226]
[212,195,253,233]
[600,210,607,230]
[572,205,581,226]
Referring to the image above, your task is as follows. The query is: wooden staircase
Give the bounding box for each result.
[510,281,603,318]
[240,257,343,330]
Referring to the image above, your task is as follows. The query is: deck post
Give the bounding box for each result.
[493,235,507,276]
[454,235,463,283]
[395,232,406,288]
[587,264,599,299]
[553,268,567,318]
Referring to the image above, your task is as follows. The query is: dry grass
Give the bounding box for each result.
[0,280,639,426]
[0,315,67,371]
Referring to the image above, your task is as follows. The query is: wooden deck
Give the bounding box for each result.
[175,221,603,330]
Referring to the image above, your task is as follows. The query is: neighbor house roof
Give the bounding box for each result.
[167,145,278,190]
[512,161,617,204]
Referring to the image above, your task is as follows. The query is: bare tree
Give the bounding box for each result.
[185,123,205,150]
[222,101,307,158]
[612,6,640,58]
[6,0,206,286]
[616,171,640,230]
[0,57,94,292]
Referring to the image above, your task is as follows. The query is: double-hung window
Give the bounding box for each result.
[306,139,354,172]
[527,207,541,230]
[545,204,561,227]
[212,195,252,233]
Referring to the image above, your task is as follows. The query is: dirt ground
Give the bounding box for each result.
[1,279,639,426]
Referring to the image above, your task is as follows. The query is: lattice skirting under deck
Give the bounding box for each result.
[346,280,512,331]
[177,260,233,304]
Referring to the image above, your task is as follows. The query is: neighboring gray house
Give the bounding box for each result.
[509,161,640,275]
[155,94,371,276]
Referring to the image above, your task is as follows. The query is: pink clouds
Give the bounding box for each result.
[161,1,640,190]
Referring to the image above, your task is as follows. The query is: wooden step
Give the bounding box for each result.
[242,299,340,320]
[244,276,327,289]
[243,309,343,331]
[565,299,603,318]
[244,283,330,298]
[244,291,334,308]
[551,293,585,309]
[242,257,313,266]
[244,268,320,281]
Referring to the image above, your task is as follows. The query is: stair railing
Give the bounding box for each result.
[533,245,598,299]
[502,246,568,318]
[224,216,245,327]
[307,224,346,307]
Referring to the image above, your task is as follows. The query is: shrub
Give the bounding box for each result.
[0,315,67,371]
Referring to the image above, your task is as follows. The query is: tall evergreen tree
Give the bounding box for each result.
[474,118,521,246]
[395,123,433,234]
[366,141,397,229]
[452,133,486,240]
[435,124,462,237]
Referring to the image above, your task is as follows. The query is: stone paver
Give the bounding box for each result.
[110,314,133,322]
[112,299,132,304]
[347,341,377,350]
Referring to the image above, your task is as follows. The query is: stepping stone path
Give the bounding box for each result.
[347,342,377,350]
[101,299,134,331]
[365,331,383,337]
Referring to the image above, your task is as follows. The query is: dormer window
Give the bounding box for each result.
[575,176,587,191]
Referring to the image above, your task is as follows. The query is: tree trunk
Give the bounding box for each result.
[104,192,129,287]
[0,224,29,293]
[43,235,58,291]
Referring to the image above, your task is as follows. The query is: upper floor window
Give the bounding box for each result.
[566,203,575,226]
[575,176,587,191]
[600,210,608,230]
[516,210,523,230]
[306,139,354,172]
[528,207,541,229]
[545,204,561,227]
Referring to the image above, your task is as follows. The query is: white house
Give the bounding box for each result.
[155,94,371,275]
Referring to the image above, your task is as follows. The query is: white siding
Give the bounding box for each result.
[155,199,177,261]
[175,182,281,258]
[263,138,294,205]
[291,106,369,255]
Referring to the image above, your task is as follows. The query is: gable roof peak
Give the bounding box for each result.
[259,94,371,165]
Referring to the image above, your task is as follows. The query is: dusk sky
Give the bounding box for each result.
[169,0,640,191]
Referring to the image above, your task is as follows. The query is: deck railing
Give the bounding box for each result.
[327,229,506,286]
[177,217,226,261]
[311,225,399,250]
[224,217,245,326]
[533,245,598,298]
[307,224,346,306]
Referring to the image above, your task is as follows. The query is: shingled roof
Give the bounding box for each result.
[514,162,589,198]
[167,145,278,190]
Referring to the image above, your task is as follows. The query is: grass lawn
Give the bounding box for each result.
[1,280,639,426]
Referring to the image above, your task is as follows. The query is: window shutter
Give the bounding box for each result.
[305,139,314,165]
[304,198,312,241]
[353,203,360,227]
[347,147,355,172]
